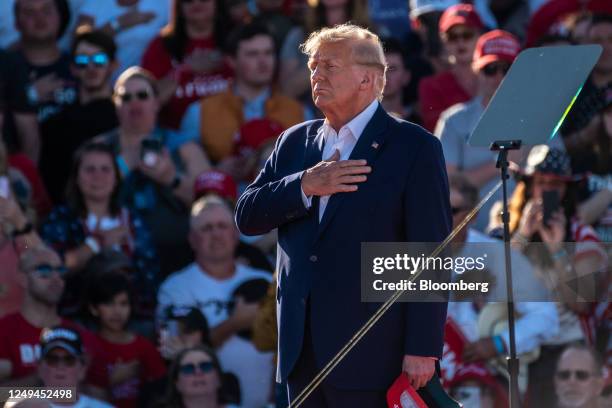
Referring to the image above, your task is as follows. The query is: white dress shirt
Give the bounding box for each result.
[302,99,379,220]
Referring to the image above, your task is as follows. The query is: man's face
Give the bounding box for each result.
[308,41,365,114]
[477,60,511,101]
[38,348,85,388]
[233,34,276,88]
[24,253,65,307]
[589,22,612,73]
[443,24,479,65]
[383,53,409,98]
[16,0,60,43]
[72,41,114,92]
[554,349,604,408]
[189,205,238,263]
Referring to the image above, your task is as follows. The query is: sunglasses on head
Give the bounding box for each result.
[555,370,593,381]
[482,62,511,77]
[118,90,152,103]
[447,31,476,42]
[31,264,68,278]
[43,353,78,367]
[73,53,109,69]
[179,361,215,375]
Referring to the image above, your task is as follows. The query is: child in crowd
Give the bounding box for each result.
[86,272,166,408]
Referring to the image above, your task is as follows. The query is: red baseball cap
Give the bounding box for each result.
[193,170,238,203]
[234,118,284,158]
[439,4,484,34]
[472,29,521,71]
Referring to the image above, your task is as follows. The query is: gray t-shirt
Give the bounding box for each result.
[435,97,509,231]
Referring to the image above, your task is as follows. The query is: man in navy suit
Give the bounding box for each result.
[236,24,452,407]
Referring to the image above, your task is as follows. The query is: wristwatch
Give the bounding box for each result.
[85,236,101,254]
[26,85,38,105]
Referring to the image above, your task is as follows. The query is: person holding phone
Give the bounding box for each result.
[39,141,159,321]
[141,0,233,130]
[93,67,210,276]
[508,145,608,407]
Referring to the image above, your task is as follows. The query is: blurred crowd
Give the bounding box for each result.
[0,0,610,407]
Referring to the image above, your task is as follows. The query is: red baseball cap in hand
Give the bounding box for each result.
[234,118,284,158]
[193,170,238,203]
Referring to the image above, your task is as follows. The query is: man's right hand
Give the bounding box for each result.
[301,149,371,197]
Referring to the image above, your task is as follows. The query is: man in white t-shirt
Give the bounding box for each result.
[158,195,274,408]
[37,326,114,408]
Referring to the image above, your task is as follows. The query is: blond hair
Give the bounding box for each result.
[190,195,232,227]
[301,24,387,100]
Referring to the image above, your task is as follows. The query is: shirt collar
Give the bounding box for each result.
[322,99,379,141]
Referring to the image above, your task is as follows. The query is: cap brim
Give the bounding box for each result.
[41,341,81,357]
[473,55,514,71]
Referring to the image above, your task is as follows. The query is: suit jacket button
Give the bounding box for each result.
[309,255,318,262]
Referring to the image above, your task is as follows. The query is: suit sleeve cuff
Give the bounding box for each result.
[300,182,312,209]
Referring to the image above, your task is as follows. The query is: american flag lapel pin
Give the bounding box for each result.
[371,141,379,149]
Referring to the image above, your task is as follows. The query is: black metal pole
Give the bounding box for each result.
[491,140,521,408]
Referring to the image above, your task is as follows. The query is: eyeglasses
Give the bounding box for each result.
[73,53,110,69]
[117,90,152,103]
[179,361,215,375]
[555,370,594,381]
[43,354,79,367]
[482,62,511,77]
[447,31,476,42]
[31,264,68,278]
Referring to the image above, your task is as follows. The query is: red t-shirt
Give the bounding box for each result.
[0,312,97,379]
[418,71,471,132]
[88,334,166,408]
[141,36,233,129]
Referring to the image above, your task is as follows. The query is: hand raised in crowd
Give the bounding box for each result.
[97,225,130,249]
[0,186,27,230]
[138,148,178,187]
[183,49,223,74]
[109,359,141,385]
[538,210,566,253]
[117,9,156,31]
[230,296,260,331]
[463,337,498,363]
[402,355,435,389]
[301,150,371,197]
[517,199,543,238]
[32,73,66,103]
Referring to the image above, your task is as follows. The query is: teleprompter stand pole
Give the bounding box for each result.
[490,139,522,408]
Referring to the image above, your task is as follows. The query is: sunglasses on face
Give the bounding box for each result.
[482,63,511,77]
[117,90,152,103]
[43,354,78,367]
[447,31,476,42]
[73,53,109,69]
[31,264,68,278]
[555,370,594,381]
[179,361,215,375]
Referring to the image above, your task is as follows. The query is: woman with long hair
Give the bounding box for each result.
[278,0,371,101]
[507,145,608,407]
[141,0,233,129]
[40,141,159,318]
[158,346,238,408]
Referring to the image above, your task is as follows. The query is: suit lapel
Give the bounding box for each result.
[316,105,391,240]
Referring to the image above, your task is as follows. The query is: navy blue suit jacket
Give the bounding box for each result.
[235,105,452,390]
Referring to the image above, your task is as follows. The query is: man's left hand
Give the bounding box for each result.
[402,355,435,389]
[463,337,498,363]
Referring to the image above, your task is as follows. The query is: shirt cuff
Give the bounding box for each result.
[301,186,312,209]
